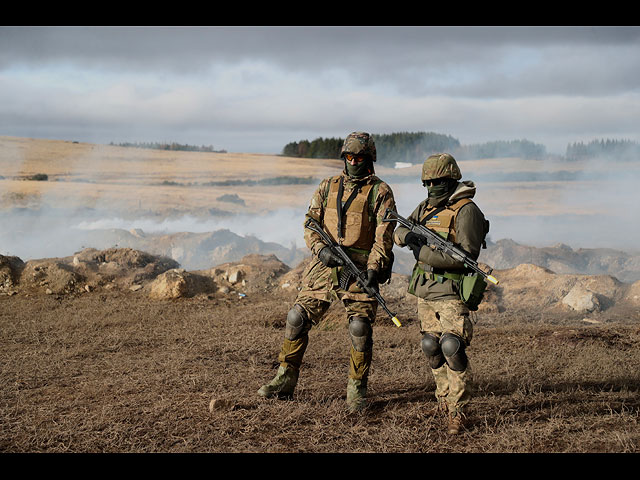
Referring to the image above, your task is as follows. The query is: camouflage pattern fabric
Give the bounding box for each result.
[421,153,462,181]
[340,131,377,162]
[304,171,396,279]
[276,169,396,381]
[289,254,379,382]
[418,293,474,415]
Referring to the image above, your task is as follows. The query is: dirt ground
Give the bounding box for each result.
[2,272,639,453]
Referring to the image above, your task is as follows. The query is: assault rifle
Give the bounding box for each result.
[382,208,499,285]
[304,216,402,327]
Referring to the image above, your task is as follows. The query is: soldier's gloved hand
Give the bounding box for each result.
[363,269,379,297]
[318,247,344,268]
[404,232,424,260]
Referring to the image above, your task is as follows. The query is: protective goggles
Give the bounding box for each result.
[344,153,367,163]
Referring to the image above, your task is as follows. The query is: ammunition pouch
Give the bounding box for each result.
[459,273,487,311]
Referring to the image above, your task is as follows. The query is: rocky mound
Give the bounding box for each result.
[0,249,292,301]
[148,253,292,301]
[1,247,180,296]
[479,263,637,315]
[2,249,639,319]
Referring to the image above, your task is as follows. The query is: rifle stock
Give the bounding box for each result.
[304,216,402,327]
[383,208,499,285]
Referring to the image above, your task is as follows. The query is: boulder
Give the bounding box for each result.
[562,284,601,313]
[149,268,216,299]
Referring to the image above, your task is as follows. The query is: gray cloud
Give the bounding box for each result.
[3,26,640,96]
[1,26,639,153]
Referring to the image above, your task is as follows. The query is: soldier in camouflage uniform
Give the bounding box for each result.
[258,132,397,412]
[393,153,488,434]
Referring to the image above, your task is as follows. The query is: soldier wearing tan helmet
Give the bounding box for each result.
[394,153,489,434]
[258,132,397,412]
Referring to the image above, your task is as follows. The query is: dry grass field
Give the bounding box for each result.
[0,136,345,217]
[1,279,639,454]
[1,136,639,454]
[2,135,627,221]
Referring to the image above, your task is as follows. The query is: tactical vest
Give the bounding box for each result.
[323,176,377,250]
[419,197,473,244]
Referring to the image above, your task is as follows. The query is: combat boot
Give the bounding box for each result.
[257,366,298,399]
[346,378,368,412]
[447,411,467,435]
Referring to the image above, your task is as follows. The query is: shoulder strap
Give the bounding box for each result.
[336,176,363,240]
[322,176,337,208]
[449,197,473,211]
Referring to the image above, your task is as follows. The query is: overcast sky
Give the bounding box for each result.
[1,26,639,155]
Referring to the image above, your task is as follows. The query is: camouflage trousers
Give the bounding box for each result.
[277,258,378,382]
[418,297,474,415]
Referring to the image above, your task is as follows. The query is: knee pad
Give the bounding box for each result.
[348,316,372,352]
[285,304,309,340]
[440,333,468,372]
[421,333,445,369]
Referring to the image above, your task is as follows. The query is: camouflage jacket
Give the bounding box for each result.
[304,170,397,273]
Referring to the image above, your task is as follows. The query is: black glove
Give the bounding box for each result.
[404,232,424,247]
[318,246,344,268]
[362,269,379,297]
[404,232,425,261]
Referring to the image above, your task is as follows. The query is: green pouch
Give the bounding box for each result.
[408,263,427,296]
[460,274,487,311]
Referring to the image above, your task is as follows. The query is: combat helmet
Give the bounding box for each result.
[340,131,377,163]
[422,153,462,182]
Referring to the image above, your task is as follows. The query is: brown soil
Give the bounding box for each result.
[1,253,639,453]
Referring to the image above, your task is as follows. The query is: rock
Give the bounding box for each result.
[562,284,600,313]
[209,397,234,412]
[149,268,216,299]
[149,269,189,299]
[227,267,244,284]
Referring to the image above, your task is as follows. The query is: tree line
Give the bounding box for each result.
[565,139,640,161]
[282,132,639,164]
[281,132,548,165]
[282,132,462,166]
[110,141,227,153]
